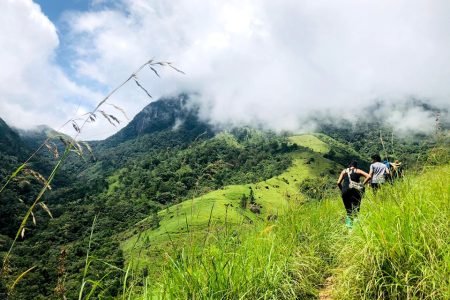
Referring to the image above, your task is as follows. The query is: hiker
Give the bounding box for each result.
[383,157,391,169]
[390,159,403,179]
[337,161,371,227]
[383,157,392,182]
[368,154,390,190]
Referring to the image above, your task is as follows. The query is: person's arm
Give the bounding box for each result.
[357,169,371,185]
[337,170,345,190]
[365,164,373,185]
[385,165,390,175]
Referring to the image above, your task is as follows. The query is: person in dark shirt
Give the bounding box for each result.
[337,161,371,227]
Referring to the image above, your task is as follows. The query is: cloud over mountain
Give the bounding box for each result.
[1,0,449,139]
[65,0,450,134]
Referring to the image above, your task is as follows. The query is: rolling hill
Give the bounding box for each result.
[119,133,362,276]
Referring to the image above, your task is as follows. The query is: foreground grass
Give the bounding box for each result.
[334,165,450,299]
[120,164,450,299]
[128,198,345,299]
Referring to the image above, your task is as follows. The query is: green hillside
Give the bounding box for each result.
[120,134,347,275]
[121,161,449,300]
[113,132,449,299]
[289,134,330,154]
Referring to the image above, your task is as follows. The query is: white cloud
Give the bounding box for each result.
[2,0,450,141]
[64,0,450,136]
[385,107,436,135]
[0,0,103,139]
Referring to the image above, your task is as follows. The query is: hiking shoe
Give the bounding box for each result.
[345,216,353,228]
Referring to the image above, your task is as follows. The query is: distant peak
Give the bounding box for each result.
[104,93,210,145]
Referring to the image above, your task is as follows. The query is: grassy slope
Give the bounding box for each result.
[119,134,342,272]
[154,164,449,300]
[128,165,449,300]
[334,164,450,299]
[114,133,449,299]
[288,134,330,154]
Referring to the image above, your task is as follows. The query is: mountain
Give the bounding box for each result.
[0,118,27,158]
[103,94,213,147]
[16,124,60,149]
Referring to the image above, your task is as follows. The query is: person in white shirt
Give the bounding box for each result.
[368,154,390,190]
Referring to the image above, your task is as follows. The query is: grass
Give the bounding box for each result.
[115,134,449,299]
[130,196,346,299]
[334,165,450,299]
[120,167,449,299]
[288,134,331,154]
[116,134,346,297]
[107,173,121,195]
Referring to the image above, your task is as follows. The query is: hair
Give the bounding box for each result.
[348,160,358,168]
[371,154,382,162]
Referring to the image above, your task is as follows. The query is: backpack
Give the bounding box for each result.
[346,168,365,192]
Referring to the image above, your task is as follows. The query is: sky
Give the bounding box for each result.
[34,0,91,22]
[1,0,449,140]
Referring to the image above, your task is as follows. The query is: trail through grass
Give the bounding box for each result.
[334,165,450,299]
[116,135,449,299]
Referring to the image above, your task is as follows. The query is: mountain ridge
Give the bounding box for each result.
[103,94,213,147]
[0,117,27,158]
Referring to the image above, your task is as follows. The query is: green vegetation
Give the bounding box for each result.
[120,143,339,275]
[121,164,449,300]
[0,97,447,299]
[102,130,295,206]
[335,165,450,299]
[1,121,323,299]
[317,119,435,169]
[288,134,330,154]
[114,129,449,299]
[150,199,345,299]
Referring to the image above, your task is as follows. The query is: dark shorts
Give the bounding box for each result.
[341,188,362,215]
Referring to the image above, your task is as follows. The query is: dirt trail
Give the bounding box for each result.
[318,276,334,300]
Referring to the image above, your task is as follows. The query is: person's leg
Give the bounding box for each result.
[349,190,362,215]
[371,183,380,191]
[385,173,393,184]
[342,192,353,216]
[342,191,354,228]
